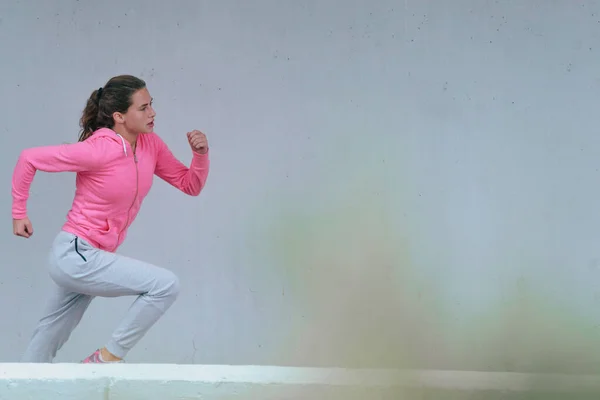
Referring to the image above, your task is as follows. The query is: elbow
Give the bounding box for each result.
[14,148,34,171]
[18,148,32,162]
[186,180,206,197]
[187,186,203,197]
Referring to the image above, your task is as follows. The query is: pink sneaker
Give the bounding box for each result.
[81,349,124,363]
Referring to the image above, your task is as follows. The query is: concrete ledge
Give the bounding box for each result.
[2,364,600,399]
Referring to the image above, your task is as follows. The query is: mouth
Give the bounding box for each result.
[147,121,154,127]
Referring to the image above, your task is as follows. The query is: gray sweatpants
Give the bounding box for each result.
[22,230,180,363]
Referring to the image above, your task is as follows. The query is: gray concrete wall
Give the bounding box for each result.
[1,0,600,373]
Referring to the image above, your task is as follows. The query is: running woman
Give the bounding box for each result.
[11,74,210,363]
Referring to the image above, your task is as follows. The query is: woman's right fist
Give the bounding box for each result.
[13,217,33,238]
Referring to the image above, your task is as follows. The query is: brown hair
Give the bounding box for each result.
[78,75,147,142]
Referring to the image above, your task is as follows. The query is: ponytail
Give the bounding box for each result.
[78,88,102,142]
[77,75,147,142]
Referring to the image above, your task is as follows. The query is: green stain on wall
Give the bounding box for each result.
[240,132,600,375]
[461,273,600,374]
[253,169,451,368]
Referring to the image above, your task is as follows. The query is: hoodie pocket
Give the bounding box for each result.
[87,218,119,251]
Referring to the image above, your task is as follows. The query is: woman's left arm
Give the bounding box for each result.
[153,133,209,196]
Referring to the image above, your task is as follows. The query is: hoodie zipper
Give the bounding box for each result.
[116,150,139,250]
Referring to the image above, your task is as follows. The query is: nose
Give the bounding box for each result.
[149,105,156,118]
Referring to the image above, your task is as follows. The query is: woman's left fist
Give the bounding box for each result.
[187,130,208,154]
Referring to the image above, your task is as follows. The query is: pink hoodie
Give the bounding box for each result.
[12,128,209,252]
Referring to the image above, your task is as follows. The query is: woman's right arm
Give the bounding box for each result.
[12,138,106,219]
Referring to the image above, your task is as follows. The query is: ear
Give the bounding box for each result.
[113,111,125,124]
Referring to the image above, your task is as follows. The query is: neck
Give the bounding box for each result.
[112,126,138,147]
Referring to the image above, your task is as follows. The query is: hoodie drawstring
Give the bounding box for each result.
[115,134,128,156]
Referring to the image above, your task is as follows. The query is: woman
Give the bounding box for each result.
[11,75,210,363]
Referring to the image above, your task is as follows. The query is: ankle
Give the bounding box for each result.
[100,347,122,362]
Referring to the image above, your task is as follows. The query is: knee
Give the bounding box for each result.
[169,273,181,299]
[157,270,180,300]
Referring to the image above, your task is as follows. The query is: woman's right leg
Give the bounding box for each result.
[21,285,94,363]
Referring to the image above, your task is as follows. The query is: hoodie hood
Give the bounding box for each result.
[93,128,131,156]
